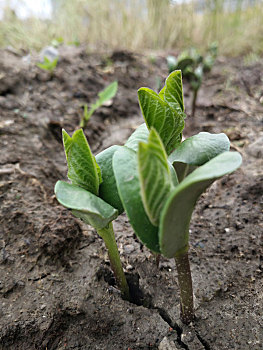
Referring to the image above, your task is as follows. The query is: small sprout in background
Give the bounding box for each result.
[51,36,64,48]
[80,81,118,129]
[167,43,218,118]
[55,129,129,300]
[37,56,58,73]
[68,37,81,47]
[81,104,90,124]
[113,71,242,324]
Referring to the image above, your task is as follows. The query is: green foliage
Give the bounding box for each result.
[112,70,241,323]
[167,44,218,117]
[96,145,124,213]
[159,152,242,258]
[113,146,160,253]
[168,132,230,181]
[80,81,118,128]
[54,69,242,319]
[112,69,241,260]
[51,36,64,47]
[55,128,129,298]
[138,71,185,155]
[62,129,101,195]
[37,56,58,72]
[138,128,174,226]
[59,128,124,223]
[55,181,118,230]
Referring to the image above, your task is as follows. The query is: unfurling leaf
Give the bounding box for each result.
[62,129,101,195]
[138,88,184,154]
[161,70,186,118]
[113,146,160,253]
[138,128,174,226]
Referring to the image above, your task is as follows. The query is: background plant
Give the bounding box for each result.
[167,43,218,118]
[112,71,242,323]
[55,128,129,299]
[79,81,118,128]
[37,56,58,73]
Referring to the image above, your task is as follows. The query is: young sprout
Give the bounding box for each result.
[55,129,129,300]
[167,44,218,118]
[113,71,241,324]
[80,81,118,128]
[37,56,58,73]
[51,36,64,48]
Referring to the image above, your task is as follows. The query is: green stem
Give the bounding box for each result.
[174,251,194,324]
[191,88,198,118]
[97,222,130,300]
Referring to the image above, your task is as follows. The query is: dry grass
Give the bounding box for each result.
[0,0,262,55]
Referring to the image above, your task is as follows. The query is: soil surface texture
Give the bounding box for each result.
[0,46,262,350]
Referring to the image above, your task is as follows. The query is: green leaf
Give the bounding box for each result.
[176,57,195,72]
[158,86,165,100]
[169,132,230,166]
[138,128,173,226]
[37,56,58,71]
[55,181,118,230]
[159,152,242,258]
[137,88,184,154]
[125,123,149,152]
[62,129,101,195]
[162,70,185,116]
[96,145,124,213]
[113,146,160,253]
[87,81,118,120]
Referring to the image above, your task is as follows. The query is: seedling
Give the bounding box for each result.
[51,36,64,48]
[79,81,118,128]
[54,129,129,299]
[112,71,241,323]
[37,56,58,73]
[167,43,218,118]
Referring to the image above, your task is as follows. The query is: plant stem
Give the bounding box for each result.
[174,251,194,324]
[191,88,198,118]
[97,222,130,300]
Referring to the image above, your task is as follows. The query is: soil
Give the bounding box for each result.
[0,46,262,350]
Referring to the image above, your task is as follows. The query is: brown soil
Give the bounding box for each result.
[0,46,262,350]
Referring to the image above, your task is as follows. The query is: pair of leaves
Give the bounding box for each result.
[138,71,185,155]
[55,129,122,230]
[113,126,242,257]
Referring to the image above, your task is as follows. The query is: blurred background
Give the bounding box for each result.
[0,0,262,56]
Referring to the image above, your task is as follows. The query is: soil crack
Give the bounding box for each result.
[195,331,211,350]
[151,306,190,350]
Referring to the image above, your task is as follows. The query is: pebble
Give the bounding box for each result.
[124,244,134,254]
[39,46,59,63]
